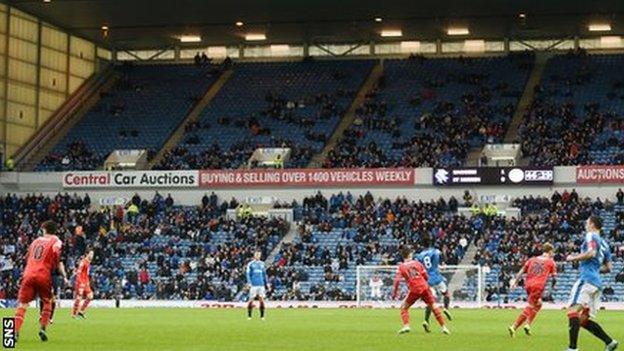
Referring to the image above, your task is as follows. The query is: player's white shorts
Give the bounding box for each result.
[249,286,266,299]
[430,281,448,296]
[370,286,382,298]
[568,280,601,318]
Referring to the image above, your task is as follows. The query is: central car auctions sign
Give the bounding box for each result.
[62,168,416,188]
[63,171,199,188]
[199,168,416,187]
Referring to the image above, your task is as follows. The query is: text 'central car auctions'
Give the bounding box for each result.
[432,167,554,186]
[63,171,199,188]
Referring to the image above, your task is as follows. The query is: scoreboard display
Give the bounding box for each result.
[433,167,554,186]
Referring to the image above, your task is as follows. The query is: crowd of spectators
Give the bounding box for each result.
[518,99,616,166]
[0,192,288,301]
[519,50,624,166]
[156,62,361,170]
[37,140,104,172]
[2,189,622,302]
[35,62,220,172]
[324,53,531,168]
[474,189,624,302]
[30,51,624,172]
[155,137,314,170]
[270,192,475,300]
[157,89,354,170]
[324,122,471,168]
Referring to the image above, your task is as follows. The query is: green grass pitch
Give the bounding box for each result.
[2,308,622,350]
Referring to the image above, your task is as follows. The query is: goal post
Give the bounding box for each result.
[356,265,484,308]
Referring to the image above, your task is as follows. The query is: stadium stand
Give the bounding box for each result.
[520,51,624,166]
[32,51,624,170]
[0,193,288,300]
[1,191,622,303]
[269,190,624,303]
[473,190,624,303]
[36,64,222,171]
[270,192,475,300]
[324,53,533,168]
[155,60,374,170]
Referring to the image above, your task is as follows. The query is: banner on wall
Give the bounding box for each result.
[433,167,554,186]
[199,168,416,187]
[63,171,199,188]
[576,165,624,184]
[2,300,619,311]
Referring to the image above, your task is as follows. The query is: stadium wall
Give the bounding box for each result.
[0,4,110,158]
[0,166,622,205]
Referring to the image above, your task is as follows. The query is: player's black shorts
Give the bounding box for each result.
[51,271,62,297]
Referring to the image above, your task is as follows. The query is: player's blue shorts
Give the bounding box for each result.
[429,274,445,287]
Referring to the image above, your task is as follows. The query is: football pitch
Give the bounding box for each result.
[2,308,622,350]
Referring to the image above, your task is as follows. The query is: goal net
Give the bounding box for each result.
[356,265,484,308]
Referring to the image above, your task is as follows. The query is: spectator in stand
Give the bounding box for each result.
[603,285,615,300]
[480,153,488,166]
[5,156,15,171]
[37,140,102,171]
[165,194,174,208]
[463,191,474,206]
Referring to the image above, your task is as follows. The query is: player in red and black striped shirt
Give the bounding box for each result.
[14,221,69,343]
[508,243,557,337]
[392,247,450,335]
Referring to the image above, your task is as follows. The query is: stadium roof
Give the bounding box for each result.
[7,0,624,49]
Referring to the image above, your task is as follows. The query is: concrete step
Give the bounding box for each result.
[148,69,234,169]
[307,62,384,168]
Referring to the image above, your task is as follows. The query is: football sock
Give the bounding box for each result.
[72,298,81,316]
[400,308,410,326]
[424,306,432,323]
[583,320,613,345]
[432,307,446,327]
[513,307,531,329]
[15,306,26,334]
[40,300,52,328]
[247,302,253,318]
[443,294,450,310]
[81,298,91,313]
[259,302,265,318]
[568,312,580,349]
[527,304,540,325]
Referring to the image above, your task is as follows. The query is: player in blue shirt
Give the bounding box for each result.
[564,216,618,351]
[416,234,452,333]
[246,250,269,320]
